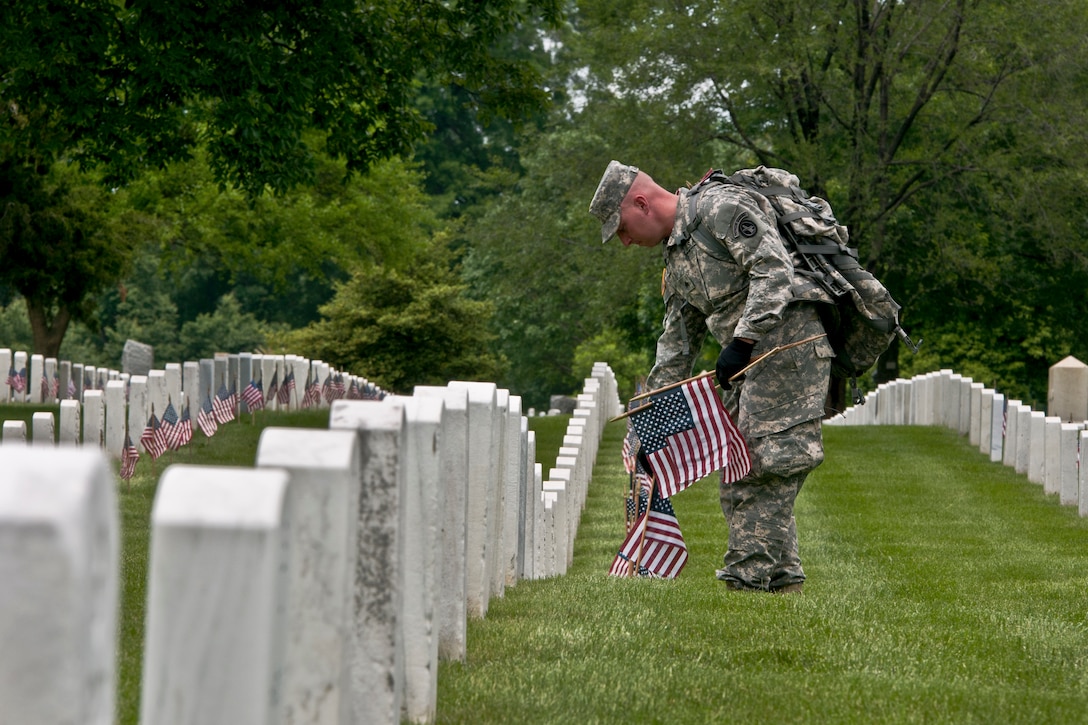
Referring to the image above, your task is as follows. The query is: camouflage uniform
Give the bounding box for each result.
[645,181,833,591]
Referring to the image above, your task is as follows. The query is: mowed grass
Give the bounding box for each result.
[436,423,1088,724]
[7,403,1086,723]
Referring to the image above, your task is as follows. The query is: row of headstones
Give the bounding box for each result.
[0,348,380,454]
[827,368,1088,517]
[0,362,621,725]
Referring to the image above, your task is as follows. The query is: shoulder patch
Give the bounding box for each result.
[733,211,758,238]
[661,267,667,298]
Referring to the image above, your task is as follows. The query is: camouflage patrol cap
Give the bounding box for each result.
[589,160,639,243]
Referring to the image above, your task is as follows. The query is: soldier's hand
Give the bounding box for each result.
[716,338,755,389]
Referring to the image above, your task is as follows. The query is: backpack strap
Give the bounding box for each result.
[682,178,734,261]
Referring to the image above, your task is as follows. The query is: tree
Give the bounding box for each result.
[0,161,140,357]
[280,239,506,393]
[1,0,564,354]
[2,0,565,195]
[519,0,1088,405]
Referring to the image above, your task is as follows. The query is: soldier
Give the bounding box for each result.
[590,161,833,593]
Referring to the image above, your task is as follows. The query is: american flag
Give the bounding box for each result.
[197,394,218,437]
[362,382,384,401]
[609,477,688,579]
[66,377,76,399]
[302,374,321,408]
[161,401,181,450]
[213,383,236,424]
[50,372,60,399]
[40,374,49,401]
[140,412,168,460]
[333,373,345,399]
[277,370,294,405]
[322,373,334,403]
[265,370,279,404]
[174,403,194,448]
[242,378,265,411]
[628,375,750,497]
[120,433,140,480]
[347,379,360,400]
[5,365,20,393]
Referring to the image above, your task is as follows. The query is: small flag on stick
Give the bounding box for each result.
[627,375,750,497]
[120,433,140,480]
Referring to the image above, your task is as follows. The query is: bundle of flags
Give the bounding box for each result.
[6,366,27,394]
[609,470,688,579]
[609,374,750,579]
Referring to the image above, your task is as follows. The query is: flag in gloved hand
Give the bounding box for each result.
[628,375,749,497]
[609,476,687,579]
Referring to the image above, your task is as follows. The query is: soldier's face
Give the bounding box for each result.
[616,196,663,247]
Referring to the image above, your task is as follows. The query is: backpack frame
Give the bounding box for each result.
[683,166,920,405]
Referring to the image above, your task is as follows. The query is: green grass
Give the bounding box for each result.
[436,423,1088,724]
[9,401,1086,724]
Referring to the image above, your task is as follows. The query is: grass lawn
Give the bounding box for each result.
[9,402,1084,724]
[436,423,1088,724]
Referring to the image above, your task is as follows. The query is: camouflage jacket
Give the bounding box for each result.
[645,182,834,436]
[647,183,795,387]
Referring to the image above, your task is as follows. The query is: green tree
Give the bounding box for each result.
[1,0,564,355]
[281,239,505,393]
[0,162,140,356]
[1,0,564,195]
[471,0,1088,404]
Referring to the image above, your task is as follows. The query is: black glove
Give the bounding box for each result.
[716,338,755,389]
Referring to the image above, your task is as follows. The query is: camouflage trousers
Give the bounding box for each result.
[717,417,824,590]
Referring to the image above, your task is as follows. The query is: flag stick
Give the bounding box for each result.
[607,333,827,423]
[629,475,657,577]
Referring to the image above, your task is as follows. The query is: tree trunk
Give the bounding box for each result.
[26,299,72,358]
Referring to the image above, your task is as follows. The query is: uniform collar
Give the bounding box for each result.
[665,187,693,248]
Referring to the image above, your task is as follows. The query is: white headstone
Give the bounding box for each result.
[3,420,27,444]
[1043,416,1063,495]
[256,427,363,725]
[127,376,150,454]
[83,391,105,449]
[413,385,470,662]
[328,399,407,725]
[1048,356,1088,423]
[104,381,127,459]
[1059,423,1081,507]
[446,381,497,618]
[0,447,118,725]
[989,394,1005,462]
[59,399,81,446]
[387,396,443,725]
[0,348,10,402]
[1080,430,1088,518]
[13,351,28,403]
[164,363,182,411]
[1027,411,1046,485]
[31,412,54,447]
[502,395,524,588]
[29,354,45,404]
[121,339,154,376]
[141,465,290,725]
